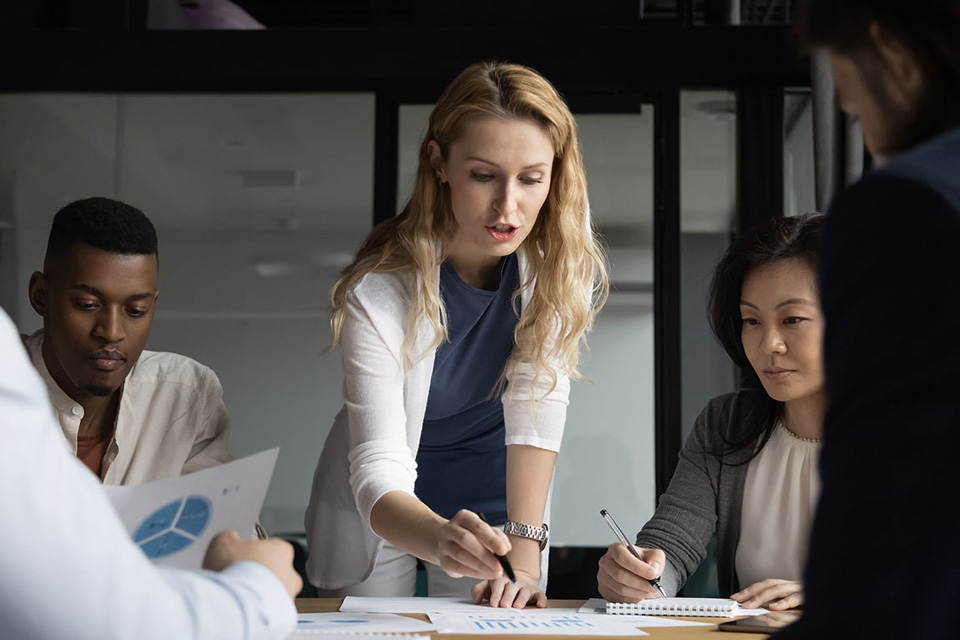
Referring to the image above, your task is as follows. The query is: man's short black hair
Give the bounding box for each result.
[46,197,158,263]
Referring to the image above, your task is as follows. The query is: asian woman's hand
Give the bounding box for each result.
[597,543,665,603]
[731,579,803,610]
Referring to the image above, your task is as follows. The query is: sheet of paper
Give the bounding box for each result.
[428,612,649,636]
[103,448,278,569]
[287,633,429,639]
[340,597,497,613]
[578,597,607,614]
[291,613,438,634]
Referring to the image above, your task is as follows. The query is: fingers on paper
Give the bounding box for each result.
[473,575,547,609]
[731,579,803,610]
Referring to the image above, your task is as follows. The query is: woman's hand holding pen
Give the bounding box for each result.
[436,509,512,581]
[731,579,803,610]
[597,543,666,603]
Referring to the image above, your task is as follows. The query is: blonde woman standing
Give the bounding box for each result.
[305,62,608,608]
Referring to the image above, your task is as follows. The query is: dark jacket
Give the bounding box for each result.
[778,125,960,638]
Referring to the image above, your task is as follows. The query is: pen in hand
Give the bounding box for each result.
[600,509,667,598]
[478,512,516,583]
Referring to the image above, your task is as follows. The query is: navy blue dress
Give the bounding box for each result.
[414,254,520,526]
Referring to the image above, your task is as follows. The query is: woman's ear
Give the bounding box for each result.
[427,140,446,183]
[868,21,925,110]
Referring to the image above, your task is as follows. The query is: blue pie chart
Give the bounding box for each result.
[134,496,212,558]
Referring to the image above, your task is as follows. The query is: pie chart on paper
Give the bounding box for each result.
[133,495,212,558]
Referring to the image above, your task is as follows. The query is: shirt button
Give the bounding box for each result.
[71,406,83,416]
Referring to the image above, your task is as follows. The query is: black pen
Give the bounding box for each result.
[600,509,667,598]
[478,512,516,583]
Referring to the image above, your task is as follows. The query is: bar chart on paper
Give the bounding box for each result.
[475,615,590,631]
[427,612,648,636]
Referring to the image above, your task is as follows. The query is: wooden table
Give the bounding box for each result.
[296,598,768,638]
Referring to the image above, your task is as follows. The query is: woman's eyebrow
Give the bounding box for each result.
[776,298,817,309]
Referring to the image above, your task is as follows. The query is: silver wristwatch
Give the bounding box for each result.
[503,521,549,550]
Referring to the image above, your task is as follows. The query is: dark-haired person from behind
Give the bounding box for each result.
[598,213,825,612]
[778,2,960,637]
[24,197,235,486]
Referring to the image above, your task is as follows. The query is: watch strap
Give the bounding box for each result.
[503,521,549,550]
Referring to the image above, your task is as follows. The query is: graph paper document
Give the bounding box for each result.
[340,597,491,613]
[291,613,438,634]
[427,611,649,636]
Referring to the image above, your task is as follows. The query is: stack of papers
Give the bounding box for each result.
[333,596,720,636]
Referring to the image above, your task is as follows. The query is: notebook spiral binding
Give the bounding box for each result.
[606,599,740,618]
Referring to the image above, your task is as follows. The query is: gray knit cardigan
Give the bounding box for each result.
[635,391,766,597]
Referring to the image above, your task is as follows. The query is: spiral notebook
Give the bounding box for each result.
[606,598,741,618]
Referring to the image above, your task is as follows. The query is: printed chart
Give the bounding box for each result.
[471,615,601,631]
[427,612,648,636]
[293,612,437,634]
[133,495,211,558]
[105,448,278,569]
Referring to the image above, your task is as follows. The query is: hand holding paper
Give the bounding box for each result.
[204,530,302,597]
[104,448,279,569]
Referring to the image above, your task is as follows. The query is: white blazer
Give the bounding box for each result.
[304,251,570,589]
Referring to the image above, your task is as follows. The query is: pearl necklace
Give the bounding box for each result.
[778,421,823,444]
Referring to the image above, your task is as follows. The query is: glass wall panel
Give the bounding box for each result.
[0,94,120,320]
[784,90,817,217]
[1,93,376,535]
[678,89,740,596]
[556,111,656,547]
[679,90,738,443]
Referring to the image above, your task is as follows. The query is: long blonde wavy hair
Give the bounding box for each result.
[329,61,609,392]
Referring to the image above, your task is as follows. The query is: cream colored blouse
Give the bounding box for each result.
[735,422,822,588]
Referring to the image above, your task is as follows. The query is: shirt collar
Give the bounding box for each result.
[25,329,129,422]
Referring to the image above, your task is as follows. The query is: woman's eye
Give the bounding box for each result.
[783,317,808,325]
[520,176,544,185]
[742,318,759,326]
[470,171,494,182]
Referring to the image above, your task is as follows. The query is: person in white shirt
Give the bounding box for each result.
[0,305,300,640]
[25,197,235,486]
